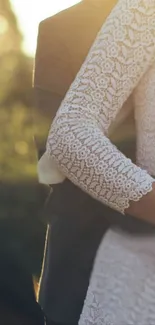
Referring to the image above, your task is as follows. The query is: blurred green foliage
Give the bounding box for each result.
[0,104,49,182]
[0,0,48,277]
[0,0,50,182]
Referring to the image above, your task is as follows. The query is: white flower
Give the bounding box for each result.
[102,59,114,74]
[96,161,108,175]
[91,90,104,103]
[86,153,99,167]
[128,64,138,78]
[88,102,100,114]
[129,189,140,200]
[107,44,119,58]
[116,197,129,210]
[106,168,117,179]
[114,174,127,188]
[96,76,109,89]
[71,139,82,152]
[121,11,133,25]
[77,146,90,160]
[114,28,126,42]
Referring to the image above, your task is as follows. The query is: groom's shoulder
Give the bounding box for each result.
[39,1,84,40]
[34,2,85,95]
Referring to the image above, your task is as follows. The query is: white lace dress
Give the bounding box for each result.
[46,0,155,323]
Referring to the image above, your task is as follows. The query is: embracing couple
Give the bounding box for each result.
[33,1,155,324]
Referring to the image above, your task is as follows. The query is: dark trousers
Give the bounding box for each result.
[0,219,45,325]
[38,180,155,325]
[39,220,107,325]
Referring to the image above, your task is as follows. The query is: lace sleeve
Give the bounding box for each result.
[134,61,155,177]
[46,0,155,213]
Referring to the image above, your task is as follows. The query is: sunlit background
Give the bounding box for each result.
[0,0,80,292]
[10,0,80,56]
[0,0,80,183]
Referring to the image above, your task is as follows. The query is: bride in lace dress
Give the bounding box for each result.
[45,0,155,323]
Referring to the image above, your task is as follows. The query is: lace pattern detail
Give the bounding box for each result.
[134,62,155,176]
[47,0,155,213]
[79,230,155,325]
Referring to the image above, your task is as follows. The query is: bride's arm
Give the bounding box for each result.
[46,0,155,219]
[133,62,155,177]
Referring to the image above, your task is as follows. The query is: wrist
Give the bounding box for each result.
[126,181,155,224]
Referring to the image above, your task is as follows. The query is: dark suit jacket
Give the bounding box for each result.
[33,0,119,151]
[33,1,155,323]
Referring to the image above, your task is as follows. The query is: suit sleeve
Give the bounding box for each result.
[33,18,74,157]
[33,19,74,96]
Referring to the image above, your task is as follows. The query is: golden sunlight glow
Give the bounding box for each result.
[10,0,80,56]
[0,15,9,35]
